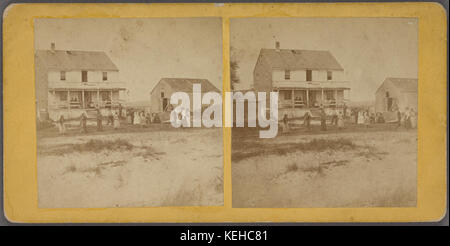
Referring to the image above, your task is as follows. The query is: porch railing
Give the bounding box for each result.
[279,99,346,108]
[50,99,126,110]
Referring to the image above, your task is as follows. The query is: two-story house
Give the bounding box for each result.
[35,43,126,121]
[253,42,350,118]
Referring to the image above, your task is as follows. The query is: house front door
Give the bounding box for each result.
[309,91,317,107]
[162,98,168,111]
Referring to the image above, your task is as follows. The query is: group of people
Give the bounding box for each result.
[319,108,345,131]
[126,109,153,127]
[397,107,417,129]
[353,110,371,127]
[281,108,346,133]
[56,108,122,135]
[97,108,121,132]
[279,106,418,134]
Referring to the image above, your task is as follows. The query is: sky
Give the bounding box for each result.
[35,18,223,102]
[230,18,418,102]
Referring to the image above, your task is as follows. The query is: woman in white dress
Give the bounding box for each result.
[113,112,120,129]
[357,111,364,124]
[364,111,370,127]
[134,111,141,125]
[337,111,344,129]
[409,108,417,128]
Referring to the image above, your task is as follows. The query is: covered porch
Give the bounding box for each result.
[48,88,126,120]
[49,89,125,110]
[274,88,349,109]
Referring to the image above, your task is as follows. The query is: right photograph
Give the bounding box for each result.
[230,18,418,208]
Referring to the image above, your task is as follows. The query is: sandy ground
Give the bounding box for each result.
[232,125,417,208]
[37,126,223,208]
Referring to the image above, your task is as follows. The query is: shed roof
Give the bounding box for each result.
[386,77,418,93]
[378,77,418,93]
[258,48,344,71]
[35,50,118,71]
[154,78,220,94]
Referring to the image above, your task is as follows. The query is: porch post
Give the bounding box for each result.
[110,90,113,108]
[82,90,85,109]
[306,90,309,107]
[67,90,71,117]
[52,90,55,109]
[321,89,324,106]
[97,90,100,108]
[334,89,338,106]
[291,89,295,108]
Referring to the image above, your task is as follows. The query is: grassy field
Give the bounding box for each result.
[232,122,417,208]
[37,124,223,208]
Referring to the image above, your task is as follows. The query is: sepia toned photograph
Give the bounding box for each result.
[230,18,418,208]
[34,18,223,208]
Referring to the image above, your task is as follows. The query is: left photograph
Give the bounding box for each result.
[34,18,223,208]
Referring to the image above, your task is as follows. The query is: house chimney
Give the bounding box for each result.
[275,41,280,51]
[51,42,55,52]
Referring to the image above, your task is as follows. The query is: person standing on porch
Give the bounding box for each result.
[80,112,88,133]
[96,108,102,131]
[320,108,327,131]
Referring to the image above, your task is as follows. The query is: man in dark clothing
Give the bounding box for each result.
[397,109,402,128]
[320,108,327,131]
[96,109,102,131]
[118,104,123,119]
[130,109,134,125]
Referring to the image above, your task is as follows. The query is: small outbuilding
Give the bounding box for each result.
[375,77,418,113]
[150,78,220,115]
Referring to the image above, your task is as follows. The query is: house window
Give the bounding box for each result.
[285,70,290,80]
[102,72,107,81]
[57,91,67,101]
[82,71,88,82]
[386,92,390,97]
[60,71,66,81]
[161,92,165,98]
[326,90,334,100]
[100,91,110,101]
[306,70,312,81]
[284,91,291,100]
[327,71,332,80]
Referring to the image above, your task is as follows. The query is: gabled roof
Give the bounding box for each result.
[154,78,220,94]
[35,50,118,71]
[378,77,418,93]
[258,48,344,71]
